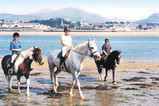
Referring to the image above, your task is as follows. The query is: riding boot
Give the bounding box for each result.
[59,56,65,69]
[8,63,14,74]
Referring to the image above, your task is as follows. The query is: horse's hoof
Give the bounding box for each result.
[8,88,12,92]
[69,92,73,97]
[55,86,58,91]
[98,78,103,81]
[80,95,85,99]
[53,90,57,94]
[26,93,30,98]
[18,92,22,95]
[113,81,117,85]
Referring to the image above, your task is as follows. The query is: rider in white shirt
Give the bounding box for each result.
[60,27,73,69]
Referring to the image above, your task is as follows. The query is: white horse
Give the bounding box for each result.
[48,39,101,99]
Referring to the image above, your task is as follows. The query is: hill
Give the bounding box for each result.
[134,13,159,25]
[30,7,109,23]
[0,13,41,21]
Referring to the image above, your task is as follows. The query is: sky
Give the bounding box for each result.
[0,0,159,21]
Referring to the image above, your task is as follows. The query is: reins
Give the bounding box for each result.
[72,43,98,58]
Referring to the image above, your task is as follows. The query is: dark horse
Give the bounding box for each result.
[95,51,121,84]
[1,47,44,97]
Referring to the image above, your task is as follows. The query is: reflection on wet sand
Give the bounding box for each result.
[1,68,159,105]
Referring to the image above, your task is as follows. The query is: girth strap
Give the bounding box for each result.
[63,61,69,72]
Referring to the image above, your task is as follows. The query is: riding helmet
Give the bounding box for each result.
[64,27,70,32]
[105,38,109,42]
[13,32,20,38]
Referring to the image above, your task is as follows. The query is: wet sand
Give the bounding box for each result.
[0,58,159,105]
[1,31,159,36]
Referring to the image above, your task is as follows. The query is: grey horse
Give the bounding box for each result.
[47,39,101,99]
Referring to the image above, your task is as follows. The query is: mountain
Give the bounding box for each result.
[134,13,159,25]
[0,7,109,23]
[0,13,41,21]
[30,7,109,23]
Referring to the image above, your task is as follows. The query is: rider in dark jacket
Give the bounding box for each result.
[102,38,112,56]
[100,38,112,67]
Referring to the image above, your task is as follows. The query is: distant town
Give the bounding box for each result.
[0,18,159,32]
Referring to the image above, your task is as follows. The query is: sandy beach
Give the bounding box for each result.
[1,57,159,105]
[1,31,159,36]
[0,58,159,71]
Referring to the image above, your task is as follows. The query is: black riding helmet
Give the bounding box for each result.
[13,32,20,38]
[64,27,70,32]
[105,38,109,42]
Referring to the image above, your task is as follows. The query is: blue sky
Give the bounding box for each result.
[0,0,159,21]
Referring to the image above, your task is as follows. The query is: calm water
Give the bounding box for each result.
[0,35,159,62]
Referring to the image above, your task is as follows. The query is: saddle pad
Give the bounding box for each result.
[57,51,62,58]
[7,57,11,65]
[7,55,20,65]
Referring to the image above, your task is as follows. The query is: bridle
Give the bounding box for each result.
[88,43,98,57]
[72,43,98,58]
[115,54,121,64]
[32,47,40,63]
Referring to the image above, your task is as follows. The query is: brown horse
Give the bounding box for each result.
[1,47,44,97]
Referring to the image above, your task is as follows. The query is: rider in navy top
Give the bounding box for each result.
[8,32,21,73]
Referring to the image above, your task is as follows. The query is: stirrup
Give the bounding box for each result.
[59,66,64,69]
[59,64,64,69]
[7,64,10,68]
[8,68,13,74]
[100,65,103,68]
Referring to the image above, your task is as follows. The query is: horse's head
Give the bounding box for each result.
[111,51,121,65]
[32,47,44,65]
[88,39,101,61]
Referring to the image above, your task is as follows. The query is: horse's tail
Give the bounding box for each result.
[47,54,55,71]
[1,55,11,75]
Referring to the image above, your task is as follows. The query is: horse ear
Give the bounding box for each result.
[88,39,90,42]
[119,51,122,54]
[33,46,35,51]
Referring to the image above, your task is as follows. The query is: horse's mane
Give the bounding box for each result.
[28,47,34,52]
[109,50,121,57]
[75,42,88,50]
[20,47,35,59]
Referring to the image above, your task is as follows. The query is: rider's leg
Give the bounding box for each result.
[59,56,65,69]
[9,54,17,73]
[60,46,68,69]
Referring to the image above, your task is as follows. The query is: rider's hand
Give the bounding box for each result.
[19,48,21,51]
[69,47,72,49]
[68,46,72,49]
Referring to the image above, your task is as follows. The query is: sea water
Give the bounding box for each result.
[0,35,159,62]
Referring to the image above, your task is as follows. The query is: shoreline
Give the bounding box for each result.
[0,58,159,71]
[1,31,159,36]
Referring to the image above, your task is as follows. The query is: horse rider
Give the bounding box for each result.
[8,32,21,73]
[59,27,73,69]
[102,38,112,57]
[100,38,112,68]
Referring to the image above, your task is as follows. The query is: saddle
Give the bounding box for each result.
[7,55,20,69]
[101,54,108,63]
[57,49,71,59]
[57,50,71,71]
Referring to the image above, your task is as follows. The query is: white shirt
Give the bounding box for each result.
[61,35,72,47]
